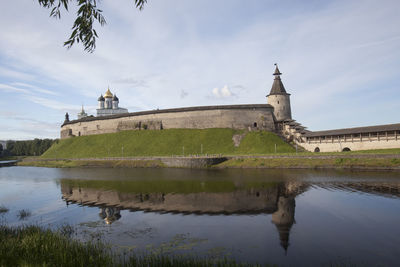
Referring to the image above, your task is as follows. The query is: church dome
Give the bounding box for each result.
[98,94,105,101]
[112,94,119,101]
[104,88,113,98]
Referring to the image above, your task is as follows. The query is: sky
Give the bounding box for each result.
[0,0,399,140]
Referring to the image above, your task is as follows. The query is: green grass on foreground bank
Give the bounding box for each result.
[0,225,268,267]
[42,129,294,158]
[0,225,113,267]
[216,157,400,169]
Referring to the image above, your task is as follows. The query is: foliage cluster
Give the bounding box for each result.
[3,139,55,157]
[37,0,147,52]
[0,205,9,213]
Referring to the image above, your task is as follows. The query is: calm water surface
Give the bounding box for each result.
[0,166,399,266]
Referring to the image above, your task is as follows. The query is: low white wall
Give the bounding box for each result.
[301,138,400,152]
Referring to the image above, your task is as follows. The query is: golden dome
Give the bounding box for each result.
[104,87,113,98]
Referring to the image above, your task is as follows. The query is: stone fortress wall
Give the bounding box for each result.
[61,104,276,139]
[60,64,400,152]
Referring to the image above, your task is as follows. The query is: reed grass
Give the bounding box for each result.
[0,225,270,267]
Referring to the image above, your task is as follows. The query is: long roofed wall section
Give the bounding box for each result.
[61,104,276,139]
[287,123,400,152]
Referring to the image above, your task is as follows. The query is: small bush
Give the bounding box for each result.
[0,206,9,213]
[17,209,31,220]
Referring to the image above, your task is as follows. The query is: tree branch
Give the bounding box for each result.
[37,0,147,53]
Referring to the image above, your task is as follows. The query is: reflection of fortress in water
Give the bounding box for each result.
[61,179,400,253]
[61,181,307,252]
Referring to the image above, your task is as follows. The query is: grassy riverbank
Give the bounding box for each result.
[18,154,400,170]
[0,225,266,267]
[42,129,294,158]
[215,157,400,170]
[16,128,399,170]
[18,159,165,168]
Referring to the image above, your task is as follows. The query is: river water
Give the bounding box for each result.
[0,166,399,266]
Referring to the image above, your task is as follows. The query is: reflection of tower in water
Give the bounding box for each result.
[99,207,121,225]
[60,179,307,251]
[271,196,295,253]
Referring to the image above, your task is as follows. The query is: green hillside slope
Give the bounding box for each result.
[42,129,294,158]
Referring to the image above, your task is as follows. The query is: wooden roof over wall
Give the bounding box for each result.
[304,123,400,137]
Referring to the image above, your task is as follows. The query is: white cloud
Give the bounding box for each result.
[212,85,233,98]
[11,82,59,96]
[0,112,60,140]
[0,66,36,81]
[25,95,80,112]
[0,0,399,138]
[0,84,30,94]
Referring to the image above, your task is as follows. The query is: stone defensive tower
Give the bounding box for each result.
[267,64,292,121]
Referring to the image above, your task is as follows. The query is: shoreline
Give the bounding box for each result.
[17,154,400,171]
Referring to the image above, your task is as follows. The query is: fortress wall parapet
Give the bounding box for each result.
[61,104,276,139]
[298,124,400,152]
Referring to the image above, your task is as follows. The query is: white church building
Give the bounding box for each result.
[96,88,128,117]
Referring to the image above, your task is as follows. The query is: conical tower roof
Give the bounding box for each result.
[268,64,289,96]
